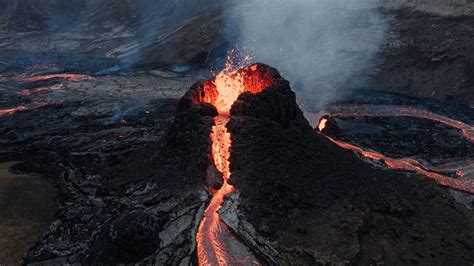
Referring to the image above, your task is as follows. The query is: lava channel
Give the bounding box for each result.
[317,115,474,194]
[20,84,64,96]
[17,73,92,83]
[0,102,51,117]
[193,61,276,266]
[328,104,474,142]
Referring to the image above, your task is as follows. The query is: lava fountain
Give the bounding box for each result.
[193,61,277,265]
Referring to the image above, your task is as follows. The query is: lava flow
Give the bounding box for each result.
[328,104,474,142]
[194,61,276,266]
[0,101,52,117]
[20,84,64,96]
[0,105,29,116]
[17,73,92,83]
[317,116,474,194]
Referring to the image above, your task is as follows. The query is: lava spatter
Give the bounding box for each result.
[194,61,277,265]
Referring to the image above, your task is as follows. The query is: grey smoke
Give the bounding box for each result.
[233,0,388,108]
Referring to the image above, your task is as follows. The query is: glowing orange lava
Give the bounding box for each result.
[0,106,29,116]
[317,117,328,132]
[329,104,474,142]
[327,137,474,193]
[0,102,50,117]
[319,104,474,193]
[195,60,277,266]
[19,84,64,96]
[17,73,91,83]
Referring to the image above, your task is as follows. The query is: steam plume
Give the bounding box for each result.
[233,0,388,108]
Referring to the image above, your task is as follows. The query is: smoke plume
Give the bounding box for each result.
[233,0,388,108]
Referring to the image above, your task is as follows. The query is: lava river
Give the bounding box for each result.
[0,73,92,116]
[317,106,474,194]
[328,104,474,142]
[194,63,276,266]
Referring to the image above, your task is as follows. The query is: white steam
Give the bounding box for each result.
[234,0,388,108]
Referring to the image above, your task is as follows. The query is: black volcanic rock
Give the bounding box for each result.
[2,61,472,265]
[228,69,474,265]
[232,79,307,129]
[16,75,218,265]
[85,211,164,265]
[370,9,474,105]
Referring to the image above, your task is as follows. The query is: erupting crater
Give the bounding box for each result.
[191,63,279,265]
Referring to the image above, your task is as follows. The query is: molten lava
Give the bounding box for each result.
[20,84,64,96]
[328,137,474,194]
[17,73,92,83]
[328,104,474,142]
[317,117,328,132]
[195,62,277,266]
[318,105,474,193]
[0,106,29,116]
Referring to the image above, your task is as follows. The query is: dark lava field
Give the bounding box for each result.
[0,1,472,265]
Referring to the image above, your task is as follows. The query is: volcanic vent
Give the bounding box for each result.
[176,62,473,265]
[182,63,280,265]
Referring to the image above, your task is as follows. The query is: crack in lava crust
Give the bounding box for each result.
[195,63,277,266]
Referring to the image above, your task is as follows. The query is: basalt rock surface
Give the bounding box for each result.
[228,73,474,265]
[370,8,474,105]
[1,62,473,265]
[0,69,216,264]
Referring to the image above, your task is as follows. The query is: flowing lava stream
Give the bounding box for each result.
[17,73,92,83]
[195,60,275,265]
[317,111,474,194]
[19,84,64,96]
[329,104,474,142]
[0,102,51,117]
